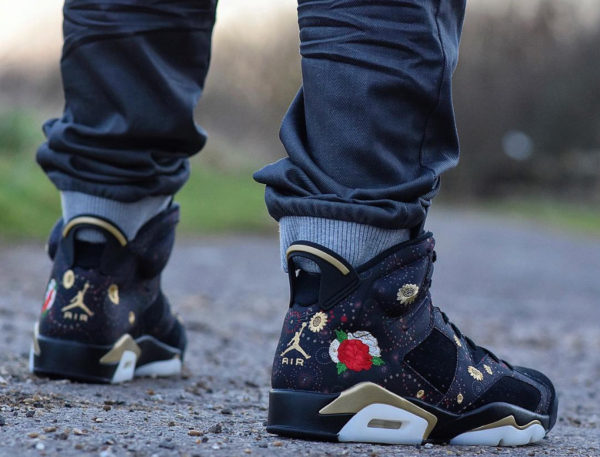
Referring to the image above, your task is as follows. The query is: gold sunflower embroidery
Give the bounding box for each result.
[457,393,464,404]
[416,390,425,399]
[396,284,419,305]
[62,270,75,289]
[468,366,484,381]
[308,312,328,333]
[453,335,462,347]
[484,364,493,375]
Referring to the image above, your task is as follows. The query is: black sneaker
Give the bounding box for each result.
[267,234,558,446]
[30,205,186,383]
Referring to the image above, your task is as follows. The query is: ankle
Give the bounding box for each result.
[279,216,411,272]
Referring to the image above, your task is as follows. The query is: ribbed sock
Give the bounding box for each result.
[61,191,171,243]
[279,216,411,272]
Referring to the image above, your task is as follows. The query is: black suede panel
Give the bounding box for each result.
[405,329,457,394]
[467,376,541,412]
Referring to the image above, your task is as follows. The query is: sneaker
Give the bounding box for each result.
[30,205,186,384]
[267,234,558,446]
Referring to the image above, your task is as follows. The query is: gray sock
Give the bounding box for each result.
[279,216,411,273]
[61,191,171,243]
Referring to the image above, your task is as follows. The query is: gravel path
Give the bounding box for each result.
[0,209,598,457]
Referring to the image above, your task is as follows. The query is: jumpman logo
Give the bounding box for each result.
[61,281,94,316]
[281,322,311,359]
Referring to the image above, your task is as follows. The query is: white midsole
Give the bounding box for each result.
[338,403,429,445]
[449,423,546,446]
[334,402,546,446]
[134,358,182,378]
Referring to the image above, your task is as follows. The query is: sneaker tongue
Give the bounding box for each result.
[73,240,106,268]
[292,270,320,306]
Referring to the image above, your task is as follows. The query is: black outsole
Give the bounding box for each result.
[267,388,557,444]
[32,333,183,384]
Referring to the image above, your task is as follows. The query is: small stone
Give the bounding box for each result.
[158,440,176,450]
[57,432,69,440]
[208,423,222,434]
[168,421,176,427]
[273,441,283,447]
[94,417,104,423]
[35,442,45,451]
[221,408,232,415]
[44,426,57,433]
[188,430,202,437]
[201,437,209,443]
[244,449,252,454]
[27,432,39,438]
[73,428,87,435]
[103,405,112,411]
[0,416,6,426]
[26,410,35,418]
[424,443,434,449]
[211,444,220,450]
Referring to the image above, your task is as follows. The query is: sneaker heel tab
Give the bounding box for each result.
[286,242,360,310]
[62,216,128,247]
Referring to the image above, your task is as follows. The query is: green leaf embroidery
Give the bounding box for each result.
[337,362,348,374]
[335,329,348,342]
[372,356,385,366]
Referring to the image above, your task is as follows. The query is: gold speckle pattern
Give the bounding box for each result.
[396,284,419,305]
[457,393,464,404]
[453,335,462,347]
[62,270,75,289]
[484,364,493,375]
[308,312,328,333]
[108,284,119,305]
[416,390,425,399]
[468,366,484,381]
[128,311,135,325]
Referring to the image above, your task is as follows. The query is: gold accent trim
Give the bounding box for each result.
[108,284,119,305]
[319,382,438,439]
[484,364,493,375]
[128,311,136,325]
[416,390,425,399]
[285,245,350,275]
[471,415,542,432]
[453,335,462,347]
[457,393,464,404]
[99,334,141,364]
[32,323,41,356]
[62,217,127,247]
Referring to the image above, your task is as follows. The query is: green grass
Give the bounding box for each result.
[1,110,597,240]
[0,110,274,240]
[477,198,600,237]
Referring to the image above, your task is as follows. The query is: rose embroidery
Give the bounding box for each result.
[329,330,384,374]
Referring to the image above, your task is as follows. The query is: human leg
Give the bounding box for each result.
[257,0,557,445]
[31,0,218,382]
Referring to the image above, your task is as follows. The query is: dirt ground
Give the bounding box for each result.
[0,210,598,457]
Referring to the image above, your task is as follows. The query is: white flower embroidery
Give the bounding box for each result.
[329,339,340,363]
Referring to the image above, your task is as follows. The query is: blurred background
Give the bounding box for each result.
[0,0,599,239]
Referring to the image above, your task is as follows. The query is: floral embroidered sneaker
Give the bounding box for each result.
[267,234,558,446]
[30,205,186,383]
